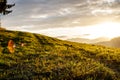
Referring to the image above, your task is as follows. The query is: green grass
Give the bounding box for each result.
[0,30,120,80]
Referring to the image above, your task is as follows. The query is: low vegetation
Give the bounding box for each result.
[0,30,120,80]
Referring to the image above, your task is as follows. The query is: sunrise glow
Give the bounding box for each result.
[84,21,120,39]
[38,21,120,40]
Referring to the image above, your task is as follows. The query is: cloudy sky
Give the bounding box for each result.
[2,0,120,40]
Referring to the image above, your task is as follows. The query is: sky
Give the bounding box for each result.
[2,0,120,41]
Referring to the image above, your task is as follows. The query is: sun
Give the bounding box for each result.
[86,21,120,39]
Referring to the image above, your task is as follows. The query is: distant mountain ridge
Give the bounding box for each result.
[67,37,110,44]
[67,37,120,48]
[97,37,120,48]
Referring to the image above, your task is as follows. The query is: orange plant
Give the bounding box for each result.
[7,40,15,53]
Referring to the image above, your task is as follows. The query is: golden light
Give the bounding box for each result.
[38,21,120,40]
[85,21,120,39]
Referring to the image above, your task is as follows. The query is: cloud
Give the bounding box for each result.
[30,14,49,19]
[6,25,35,32]
[58,8,74,16]
[2,0,120,31]
[91,9,113,15]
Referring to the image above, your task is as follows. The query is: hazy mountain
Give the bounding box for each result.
[67,37,120,48]
[97,37,120,48]
[67,37,110,44]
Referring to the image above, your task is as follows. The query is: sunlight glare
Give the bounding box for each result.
[38,21,120,40]
[85,21,120,39]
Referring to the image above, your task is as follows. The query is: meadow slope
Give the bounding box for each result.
[0,30,120,80]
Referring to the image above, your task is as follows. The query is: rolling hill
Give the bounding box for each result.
[0,29,120,80]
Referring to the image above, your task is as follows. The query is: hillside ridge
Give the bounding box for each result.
[0,30,120,80]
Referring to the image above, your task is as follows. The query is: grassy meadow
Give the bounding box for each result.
[0,30,120,80]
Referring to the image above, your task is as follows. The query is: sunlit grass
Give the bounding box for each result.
[0,30,120,80]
